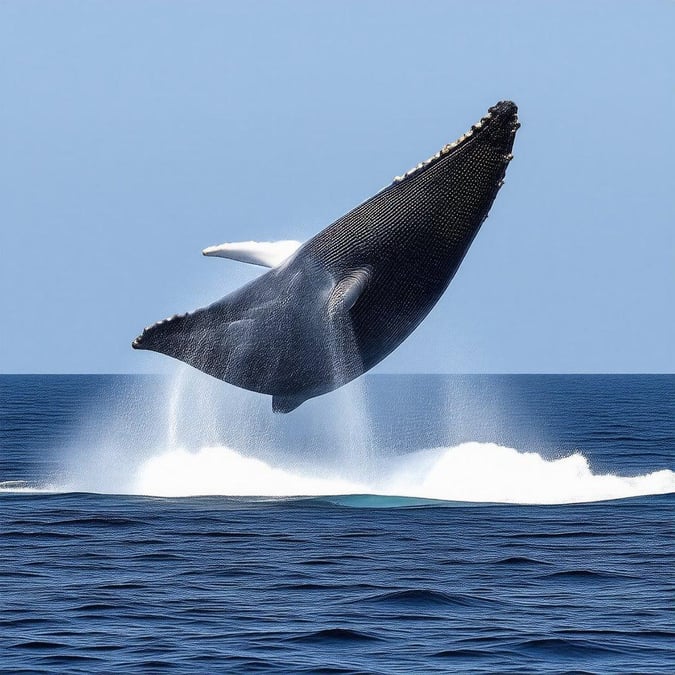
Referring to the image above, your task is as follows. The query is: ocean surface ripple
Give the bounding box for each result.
[1,374,674,673]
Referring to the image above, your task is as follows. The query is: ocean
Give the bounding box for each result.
[1,373,673,673]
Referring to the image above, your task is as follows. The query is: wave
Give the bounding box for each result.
[350,589,500,609]
[128,441,675,503]
[0,480,59,494]
[4,442,673,505]
[3,370,673,504]
[286,628,381,643]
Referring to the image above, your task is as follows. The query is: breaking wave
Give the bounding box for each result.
[3,370,672,505]
[8,441,669,505]
[126,441,675,503]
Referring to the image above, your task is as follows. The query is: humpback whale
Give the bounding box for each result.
[133,100,519,412]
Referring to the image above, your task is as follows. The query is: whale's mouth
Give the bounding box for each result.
[392,100,519,184]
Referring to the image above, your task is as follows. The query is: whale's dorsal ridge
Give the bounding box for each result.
[202,240,303,268]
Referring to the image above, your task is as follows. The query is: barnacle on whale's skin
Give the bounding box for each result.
[134,101,519,412]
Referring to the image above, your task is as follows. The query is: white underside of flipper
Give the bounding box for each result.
[202,240,303,268]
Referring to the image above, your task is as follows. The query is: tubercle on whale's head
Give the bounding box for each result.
[392,100,519,184]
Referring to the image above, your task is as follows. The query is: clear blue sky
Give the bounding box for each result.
[1,1,673,374]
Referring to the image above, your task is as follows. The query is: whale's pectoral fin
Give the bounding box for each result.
[202,240,302,268]
[272,393,307,414]
[328,268,371,316]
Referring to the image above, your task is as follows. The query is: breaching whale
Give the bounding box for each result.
[133,101,519,412]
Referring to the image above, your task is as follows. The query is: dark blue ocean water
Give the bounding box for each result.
[1,374,674,673]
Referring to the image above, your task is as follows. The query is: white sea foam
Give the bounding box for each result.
[6,441,673,503]
[126,441,674,504]
[7,368,671,504]
[0,481,59,494]
[132,446,365,498]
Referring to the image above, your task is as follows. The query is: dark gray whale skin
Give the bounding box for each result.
[133,101,519,412]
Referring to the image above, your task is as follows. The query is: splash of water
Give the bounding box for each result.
[126,441,675,504]
[5,368,672,504]
[0,481,59,494]
[133,446,365,498]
